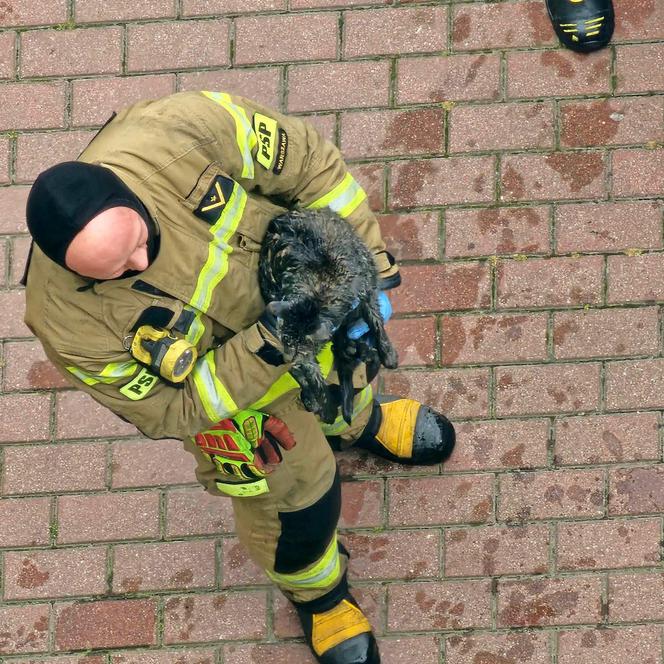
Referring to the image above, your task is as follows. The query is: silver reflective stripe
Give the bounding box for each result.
[66,361,138,386]
[191,351,238,422]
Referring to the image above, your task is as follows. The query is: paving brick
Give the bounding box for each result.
[235,13,337,65]
[0,393,51,444]
[75,0,175,21]
[609,466,664,516]
[556,201,662,253]
[391,263,492,314]
[339,478,383,528]
[0,604,49,655]
[183,0,285,13]
[341,108,444,160]
[72,75,176,127]
[166,487,235,537]
[446,419,549,472]
[507,50,611,98]
[558,625,663,664]
[442,313,548,364]
[606,359,664,410]
[163,592,267,643]
[346,530,439,580]
[377,637,441,664]
[344,7,447,58]
[0,137,9,183]
[288,61,390,112]
[612,148,664,197]
[113,540,216,593]
[553,306,659,359]
[301,113,336,144]
[384,317,436,367]
[390,156,495,208]
[178,68,281,109]
[446,630,551,664]
[616,43,664,93]
[556,413,660,466]
[3,340,69,391]
[382,368,490,420]
[388,474,494,526]
[0,237,6,285]
[57,491,160,543]
[0,82,65,131]
[397,54,501,104]
[499,470,604,522]
[127,20,230,73]
[0,290,31,338]
[112,651,216,664]
[0,497,51,547]
[3,547,107,600]
[16,130,96,184]
[497,255,603,308]
[387,580,491,631]
[55,599,156,650]
[501,152,606,202]
[0,187,29,233]
[336,446,432,479]
[445,524,549,577]
[0,31,15,80]
[12,656,105,664]
[454,1,554,50]
[557,517,661,571]
[111,438,197,488]
[446,205,551,257]
[3,442,107,495]
[498,576,603,627]
[55,390,137,440]
[377,212,439,261]
[224,644,313,664]
[608,572,664,622]
[292,0,381,6]
[614,0,664,40]
[561,96,664,147]
[353,163,385,212]
[9,234,31,286]
[221,537,266,587]
[608,253,664,303]
[21,27,122,78]
[497,363,601,417]
[0,1,67,26]
[450,101,554,153]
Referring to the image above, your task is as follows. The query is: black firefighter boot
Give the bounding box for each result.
[353,395,455,465]
[293,573,380,663]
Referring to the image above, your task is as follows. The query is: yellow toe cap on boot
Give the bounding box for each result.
[312,599,372,656]
[375,398,419,459]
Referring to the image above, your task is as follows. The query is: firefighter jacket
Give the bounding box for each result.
[24,91,399,440]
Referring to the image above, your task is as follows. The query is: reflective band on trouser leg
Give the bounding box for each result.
[191,351,238,422]
[306,172,367,219]
[267,533,341,590]
[320,384,373,437]
[201,91,257,179]
[66,361,138,386]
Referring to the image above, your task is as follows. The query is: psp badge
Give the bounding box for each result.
[253,113,288,175]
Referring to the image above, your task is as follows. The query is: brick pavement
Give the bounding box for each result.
[0,0,663,662]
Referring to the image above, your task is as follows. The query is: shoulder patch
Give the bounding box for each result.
[194,175,235,225]
[253,113,288,174]
[120,367,159,401]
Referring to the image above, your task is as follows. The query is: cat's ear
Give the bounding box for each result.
[312,319,335,342]
[266,300,292,318]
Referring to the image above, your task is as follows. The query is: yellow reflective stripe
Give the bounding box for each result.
[191,351,238,422]
[320,384,374,436]
[66,361,138,386]
[306,173,367,219]
[190,182,247,313]
[267,533,340,589]
[250,344,334,411]
[215,478,269,497]
[202,91,256,179]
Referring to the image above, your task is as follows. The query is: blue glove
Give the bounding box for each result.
[347,291,392,340]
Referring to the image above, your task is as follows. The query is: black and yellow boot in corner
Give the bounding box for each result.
[293,573,380,664]
[546,0,614,53]
[354,395,455,465]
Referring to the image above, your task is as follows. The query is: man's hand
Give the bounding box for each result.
[194,410,296,481]
[347,291,392,340]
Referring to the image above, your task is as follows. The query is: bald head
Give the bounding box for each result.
[65,206,150,280]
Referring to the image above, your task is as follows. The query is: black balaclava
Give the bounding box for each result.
[25,161,158,274]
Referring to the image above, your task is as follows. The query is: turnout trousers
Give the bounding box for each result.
[182,372,375,604]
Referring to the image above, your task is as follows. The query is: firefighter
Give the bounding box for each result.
[23,91,455,664]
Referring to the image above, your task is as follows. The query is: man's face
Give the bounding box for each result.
[65,206,150,280]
